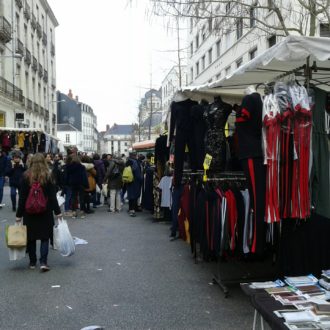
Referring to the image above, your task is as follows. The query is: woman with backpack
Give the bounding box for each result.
[15,153,62,272]
[104,156,124,213]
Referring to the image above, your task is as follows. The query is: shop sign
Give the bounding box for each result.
[15,113,24,122]
[0,113,5,127]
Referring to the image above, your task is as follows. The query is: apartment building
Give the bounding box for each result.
[187,1,330,86]
[80,100,98,153]
[0,0,58,133]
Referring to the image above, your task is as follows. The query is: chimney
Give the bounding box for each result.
[68,89,73,98]
[75,95,79,102]
[106,124,110,131]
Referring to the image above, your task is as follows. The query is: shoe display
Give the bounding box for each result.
[40,265,50,272]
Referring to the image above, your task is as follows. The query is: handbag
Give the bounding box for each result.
[6,224,27,248]
[56,191,65,207]
[101,184,108,197]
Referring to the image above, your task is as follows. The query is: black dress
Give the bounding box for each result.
[204,99,232,172]
[16,177,61,241]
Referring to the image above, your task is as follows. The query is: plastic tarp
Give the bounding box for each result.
[132,139,155,150]
[179,36,330,98]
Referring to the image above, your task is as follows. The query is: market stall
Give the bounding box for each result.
[164,36,330,295]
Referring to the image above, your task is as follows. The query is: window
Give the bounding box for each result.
[201,55,206,70]
[202,26,206,41]
[195,34,199,49]
[208,18,213,33]
[236,58,243,68]
[320,23,330,37]
[208,48,213,65]
[190,18,193,32]
[249,47,257,59]
[190,67,193,82]
[250,6,256,28]
[65,134,70,143]
[216,73,221,80]
[268,35,276,48]
[267,0,274,10]
[225,3,231,13]
[196,62,200,76]
[190,42,193,57]
[236,18,243,40]
[216,40,221,57]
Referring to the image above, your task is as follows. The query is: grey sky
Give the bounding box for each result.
[47,0,180,132]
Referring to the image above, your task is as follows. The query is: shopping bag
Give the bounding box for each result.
[8,247,26,261]
[53,219,75,257]
[6,224,27,248]
[96,184,101,194]
[101,184,108,197]
[56,191,65,207]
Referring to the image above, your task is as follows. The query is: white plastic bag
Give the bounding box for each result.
[56,191,65,207]
[53,219,75,257]
[8,247,26,261]
[101,184,108,197]
[96,184,101,194]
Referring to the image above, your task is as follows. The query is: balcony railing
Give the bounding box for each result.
[36,22,42,39]
[26,98,33,111]
[38,63,43,78]
[15,0,23,9]
[34,102,39,114]
[31,14,36,30]
[24,1,31,20]
[42,32,47,46]
[0,16,12,44]
[0,76,24,103]
[24,48,31,66]
[32,56,37,71]
[16,38,24,56]
[51,77,56,89]
[43,69,48,83]
[51,42,55,56]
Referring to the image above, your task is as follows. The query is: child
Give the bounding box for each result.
[158,163,173,222]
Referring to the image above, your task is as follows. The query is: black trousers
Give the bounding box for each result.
[174,123,205,186]
[129,199,137,212]
[241,157,266,256]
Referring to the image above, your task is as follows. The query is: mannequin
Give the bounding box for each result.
[244,85,257,95]
[204,95,232,172]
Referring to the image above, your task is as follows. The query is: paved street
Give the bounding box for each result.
[0,187,254,330]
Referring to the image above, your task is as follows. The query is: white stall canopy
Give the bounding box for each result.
[179,36,330,100]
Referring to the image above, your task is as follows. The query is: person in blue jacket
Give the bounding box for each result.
[5,151,26,211]
[125,152,142,217]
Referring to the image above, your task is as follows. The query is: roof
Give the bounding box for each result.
[141,112,162,128]
[57,124,79,132]
[179,36,330,99]
[105,124,134,136]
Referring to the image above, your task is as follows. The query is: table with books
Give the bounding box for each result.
[241,271,330,330]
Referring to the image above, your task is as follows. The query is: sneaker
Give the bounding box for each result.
[71,211,77,219]
[64,211,73,217]
[129,212,136,217]
[108,209,114,213]
[85,209,94,214]
[40,264,50,272]
[29,263,36,270]
[80,211,86,219]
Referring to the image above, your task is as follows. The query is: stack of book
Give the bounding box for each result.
[285,275,319,288]
[319,270,330,291]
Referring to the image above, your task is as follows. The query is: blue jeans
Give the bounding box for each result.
[0,176,5,204]
[171,185,183,236]
[27,239,49,265]
[64,187,72,212]
[10,186,18,209]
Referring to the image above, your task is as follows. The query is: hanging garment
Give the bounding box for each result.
[24,132,31,151]
[155,134,169,178]
[178,184,190,242]
[39,133,46,152]
[290,85,312,219]
[204,99,232,172]
[241,189,251,254]
[18,132,25,149]
[262,94,281,223]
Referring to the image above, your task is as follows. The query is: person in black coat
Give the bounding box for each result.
[0,149,8,208]
[16,153,62,271]
[6,151,26,211]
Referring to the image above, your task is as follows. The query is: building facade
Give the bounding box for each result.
[102,124,134,156]
[80,100,98,153]
[138,89,162,141]
[161,65,186,122]
[56,123,82,151]
[0,0,58,133]
[187,1,330,86]
[56,90,98,153]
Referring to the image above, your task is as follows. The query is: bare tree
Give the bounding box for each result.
[147,0,330,37]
